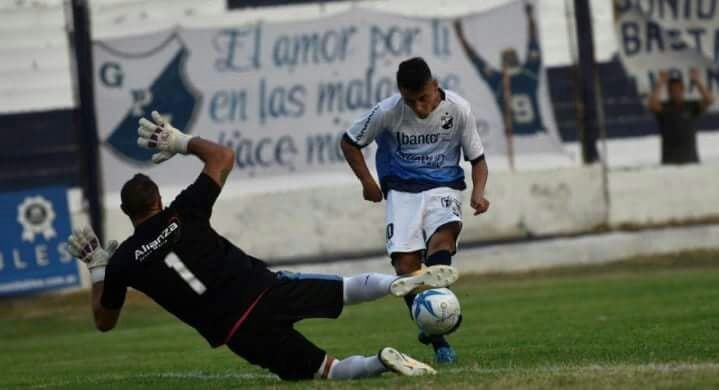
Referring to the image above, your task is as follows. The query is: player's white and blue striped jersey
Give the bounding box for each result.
[344,89,485,195]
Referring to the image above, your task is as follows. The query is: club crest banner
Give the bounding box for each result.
[93,1,562,191]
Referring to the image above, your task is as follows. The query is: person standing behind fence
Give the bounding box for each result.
[648,69,715,165]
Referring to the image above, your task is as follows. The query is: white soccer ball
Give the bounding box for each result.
[411,288,461,336]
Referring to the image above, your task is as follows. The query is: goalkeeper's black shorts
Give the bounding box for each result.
[226,272,344,380]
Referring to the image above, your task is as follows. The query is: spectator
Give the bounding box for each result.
[648,68,715,164]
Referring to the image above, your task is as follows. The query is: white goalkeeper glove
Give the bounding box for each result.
[66,227,118,284]
[137,110,194,164]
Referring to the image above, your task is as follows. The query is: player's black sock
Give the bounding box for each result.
[425,250,452,267]
[403,293,416,317]
[430,335,451,351]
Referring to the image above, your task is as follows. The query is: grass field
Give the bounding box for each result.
[2,250,719,389]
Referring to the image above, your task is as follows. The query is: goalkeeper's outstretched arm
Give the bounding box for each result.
[187,137,235,188]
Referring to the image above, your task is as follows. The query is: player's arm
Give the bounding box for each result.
[187,137,235,188]
[137,111,235,188]
[462,111,490,215]
[453,19,493,80]
[341,104,387,203]
[690,67,715,111]
[90,282,122,332]
[648,71,669,113]
[66,227,124,332]
[341,136,382,202]
[470,158,490,216]
[524,2,542,72]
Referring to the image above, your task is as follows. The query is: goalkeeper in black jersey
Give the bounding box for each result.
[66,111,460,381]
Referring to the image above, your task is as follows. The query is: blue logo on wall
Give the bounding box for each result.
[102,35,200,164]
[0,186,79,296]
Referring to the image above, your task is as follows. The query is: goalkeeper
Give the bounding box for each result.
[66,111,460,381]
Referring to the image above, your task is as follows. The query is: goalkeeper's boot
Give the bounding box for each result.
[418,333,458,364]
[378,347,437,376]
[390,265,459,297]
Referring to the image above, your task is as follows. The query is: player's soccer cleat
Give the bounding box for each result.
[389,265,459,297]
[418,333,458,364]
[378,347,437,376]
[434,346,457,364]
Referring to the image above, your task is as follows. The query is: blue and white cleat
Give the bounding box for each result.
[390,265,459,297]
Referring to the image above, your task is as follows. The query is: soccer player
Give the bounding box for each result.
[66,111,461,381]
[454,3,545,135]
[340,57,490,364]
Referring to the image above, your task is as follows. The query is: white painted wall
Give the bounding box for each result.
[101,161,719,263]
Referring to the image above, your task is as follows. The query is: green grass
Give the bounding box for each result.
[2,250,719,389]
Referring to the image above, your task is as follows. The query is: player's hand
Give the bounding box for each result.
[525,1,533,14]
[362,180,383,203]
[470,191,490,216]
[66,227,114,270]
[137,110,194,164]
[689,67,701,83]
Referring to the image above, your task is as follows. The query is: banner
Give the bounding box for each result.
[0,186,79,296]
[614,0,719,110]
[93,1,562,192]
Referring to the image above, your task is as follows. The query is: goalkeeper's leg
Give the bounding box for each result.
[342,266,458,305]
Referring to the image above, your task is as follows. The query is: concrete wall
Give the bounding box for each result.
[101,162,719,263]
[609,163,719,227]
[103,165,608,262]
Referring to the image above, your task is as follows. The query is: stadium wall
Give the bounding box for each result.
[100,162,719,263]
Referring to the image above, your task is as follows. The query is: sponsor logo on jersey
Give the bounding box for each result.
[396,150,446,168]
[134,220,179,262]
[356,105,379,143]
[396,132,441,145]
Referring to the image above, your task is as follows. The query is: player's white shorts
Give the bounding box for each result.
[385,187,463,255]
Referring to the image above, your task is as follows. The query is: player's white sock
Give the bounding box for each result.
[342,273,396,305]
[326,355,386,379]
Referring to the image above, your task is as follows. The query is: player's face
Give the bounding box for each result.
[669,82,685,103]
[400,80,440,119]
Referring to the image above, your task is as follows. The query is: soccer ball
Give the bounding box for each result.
[411,288,461,336]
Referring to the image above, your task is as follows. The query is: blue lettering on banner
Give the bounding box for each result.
[258,79,307,125]
[615,0,717,20]
[272,26,357,68]
[213,27,262,72]
[369,25,421,69]
[0,186,79,296]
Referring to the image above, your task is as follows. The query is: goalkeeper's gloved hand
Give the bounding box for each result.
[137,110,194,164]
[66,227,118,283]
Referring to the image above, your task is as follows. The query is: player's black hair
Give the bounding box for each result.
[396,57,433,92]
[668,75,684,88]
[121,173,160,220]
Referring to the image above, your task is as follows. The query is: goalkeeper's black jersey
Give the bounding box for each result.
[101,173,276,347]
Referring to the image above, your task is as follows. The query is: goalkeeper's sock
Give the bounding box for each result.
[322,355,386,379]
[425,250,452,267]
[342,273,396,305]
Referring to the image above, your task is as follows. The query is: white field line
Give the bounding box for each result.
[27,362,719,388]
[445,362,719,375]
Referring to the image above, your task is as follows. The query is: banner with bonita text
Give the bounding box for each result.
[614,0,719,110]
[93,1,562,192]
